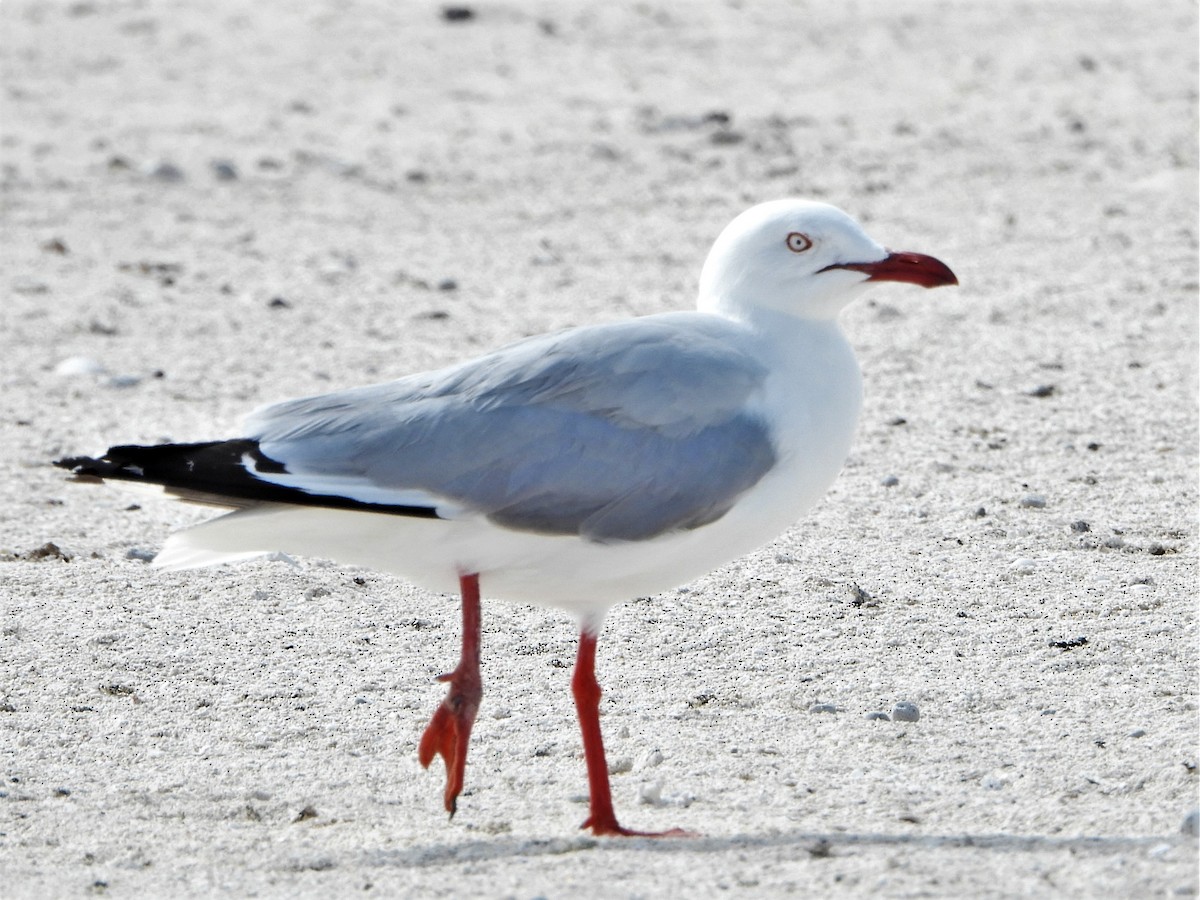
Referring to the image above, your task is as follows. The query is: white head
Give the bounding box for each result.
[698,199,957,321]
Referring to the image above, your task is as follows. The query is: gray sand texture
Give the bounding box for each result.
[2,2,1198,897]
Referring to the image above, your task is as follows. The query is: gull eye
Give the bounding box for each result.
[786,232,813,253]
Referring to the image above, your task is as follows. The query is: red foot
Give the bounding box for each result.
[582,814,697,838]
[418,666,481,816]
[417,573,482,817]
[572,627,695,838]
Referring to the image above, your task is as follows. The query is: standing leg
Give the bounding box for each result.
[418,572,483,817]
[572,622,691,837]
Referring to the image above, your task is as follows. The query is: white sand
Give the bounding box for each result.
[2,2,1197,897]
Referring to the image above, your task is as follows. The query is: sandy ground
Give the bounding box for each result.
[2,1,1198,897]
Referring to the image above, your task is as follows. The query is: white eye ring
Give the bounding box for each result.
[786,232,813,253]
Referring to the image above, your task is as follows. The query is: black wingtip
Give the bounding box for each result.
[54,455,104,475]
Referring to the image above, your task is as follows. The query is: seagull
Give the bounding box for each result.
[56,199,957,836]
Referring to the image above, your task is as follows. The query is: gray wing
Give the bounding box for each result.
[243,312,777,543]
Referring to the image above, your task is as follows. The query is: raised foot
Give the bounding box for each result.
[417,668,481,817]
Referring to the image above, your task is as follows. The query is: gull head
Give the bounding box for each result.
[698,199,958,321]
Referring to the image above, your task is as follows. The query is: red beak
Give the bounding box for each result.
[821,251,958,289]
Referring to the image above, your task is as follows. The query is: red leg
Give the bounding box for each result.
[418,572,483,817]
[572,625,693,837]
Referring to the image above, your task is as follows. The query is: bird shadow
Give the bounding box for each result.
[366,828,1182,870]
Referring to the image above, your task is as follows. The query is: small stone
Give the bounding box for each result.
[436,279,458,291]
[41,237,69,254]
[865,711,890,721]
[608,757,633,775]
[881,475,899,487]
[849,584,876,608]
[25,542,71,562]
[891,701,920,722]
[1128,729,1146,738]
[1019,494,1046,508]
[639,749,664,769]
[1010,557,1037,575]
[268,296,291,308]
[808,703,840,714]
[1147,543,1167,556]
[973,506,987,518]
[1026,384,1056,397]
[1049,636,1088,650]
[1103,535,1125,549]
[105,374,142,389]
[211,160,239,180]
[145,160,185,182]
[124,548,155,563]
[1182,809,1199,837]
[638,780,664,805]
[55,356,106,377]
[1070,520,1091,533]
[442,5,474,22]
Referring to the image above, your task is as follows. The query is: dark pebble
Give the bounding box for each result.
[442,5,474,21]
[1026,384,1056,398]
[1049,636,1088,650]
[211,160,239,180]
[1070,520,1091,533]
[268,296,291,309]
[891,701,920,722]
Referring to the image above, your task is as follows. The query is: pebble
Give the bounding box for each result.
[1026,384,1056,397]
[1182,809,1199,837]
[808,703,839,714]
[210,159,238,180]
[124,548,155,563]
[54,356,106,377]
[1019,494,1046,508]
[865,711,890,722]
[638,781,664,805]
[608,757,633,775]
[105,374,142,389]
[639,749,664,769]
[1128,729,1146,738]
[881,475,899,487]
[1070,520,1091,533]
[144,160,185,182]
[891,701,920,722]
[1010,557,1037,575]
